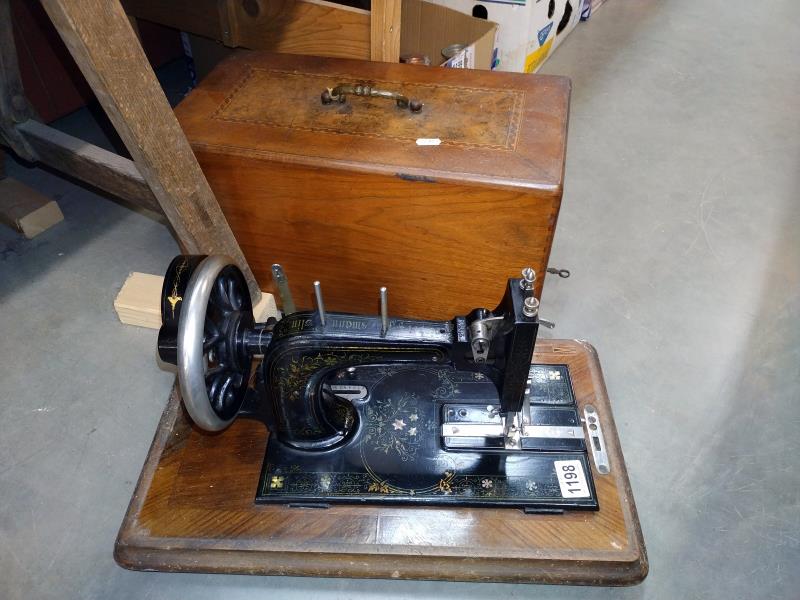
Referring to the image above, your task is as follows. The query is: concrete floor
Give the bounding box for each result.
[1,1,798,598]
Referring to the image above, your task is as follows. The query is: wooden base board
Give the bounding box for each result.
[114,271,279,328]
[0,177,64,238]
[115,340,647,585]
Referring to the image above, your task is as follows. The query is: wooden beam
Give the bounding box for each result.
[370,0,401,62]
[16,120,159,212]
[39,0,261,304]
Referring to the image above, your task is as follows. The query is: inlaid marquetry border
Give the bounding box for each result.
[210,67,526,151]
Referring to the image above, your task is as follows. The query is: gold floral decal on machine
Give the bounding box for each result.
[362,393,432,462]
[275,352,379,404]
[357,390,447,496]
[367,481,391,494]
[261,465,563,501]
[166,258,188,318]
[437,470,455,494]
[259,365,569,502]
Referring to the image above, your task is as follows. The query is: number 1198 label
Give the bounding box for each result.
[554,460,590,498]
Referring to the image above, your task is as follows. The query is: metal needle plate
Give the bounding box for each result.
[441,423,584,439]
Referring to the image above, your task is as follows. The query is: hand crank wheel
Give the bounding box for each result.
[160,255,254,431]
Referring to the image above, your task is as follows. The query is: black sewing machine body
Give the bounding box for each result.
[254,359,594,509]
[158,255,599,511]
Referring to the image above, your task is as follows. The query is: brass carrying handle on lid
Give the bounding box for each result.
[321,83,423,113]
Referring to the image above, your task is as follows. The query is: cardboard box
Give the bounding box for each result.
[401,0,497,69]
[429,0,583,73]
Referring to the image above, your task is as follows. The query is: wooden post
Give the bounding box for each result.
[38,0,261,303]
[370,0,401,63]
[0,0,37,161]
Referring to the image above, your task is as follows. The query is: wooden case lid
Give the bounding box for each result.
[175,52,571,192]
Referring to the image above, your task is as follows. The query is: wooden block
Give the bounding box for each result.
[0,178,64,238]
[253,292,278,323]
[115,340,648,585]
[114,272,164,329]
[114,272,279,329]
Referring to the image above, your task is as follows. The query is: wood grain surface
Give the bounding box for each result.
[211,69,525,149]
[199,154,561,318]
[371,0,402,62]
[176,53,570,189]
[115,340,648,585]
[122,0,372,59]
[15,120,160,212]
[235,0,370,60]
[175,52,570,318]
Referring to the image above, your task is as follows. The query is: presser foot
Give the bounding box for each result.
[440,404,585,452]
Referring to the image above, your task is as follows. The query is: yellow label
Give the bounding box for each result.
[524,38,554,73]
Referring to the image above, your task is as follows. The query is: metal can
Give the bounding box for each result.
[441,44,467,59]
[400,53,432,66]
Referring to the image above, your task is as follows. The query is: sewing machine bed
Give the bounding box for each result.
[115,340,647,585]
[258,361,599,510]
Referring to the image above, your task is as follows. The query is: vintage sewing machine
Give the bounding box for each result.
[157,254,603,511]
[116,53,646,582]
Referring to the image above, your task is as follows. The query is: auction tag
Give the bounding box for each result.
[554,459,590,498]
